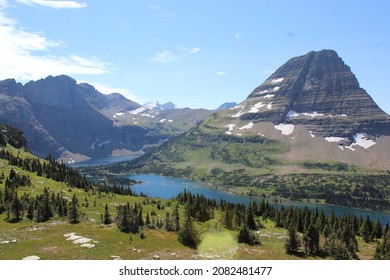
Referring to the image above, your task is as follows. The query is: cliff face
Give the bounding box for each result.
[0,76,163,161]
[244,50,390,139]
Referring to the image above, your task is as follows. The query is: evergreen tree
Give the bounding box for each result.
[303,224,320,255]
[145,212,151,227]
[103,203,111,225]
[237,225,261,246]
[245,202,257,230]
[374,231,390,260]
[177,203,199,248]
[285,225,301,254]
[371,219,383,240]
[173,203,180,232]
[9,191,22,222]
[68,194,80,224]
[360,216,371,243]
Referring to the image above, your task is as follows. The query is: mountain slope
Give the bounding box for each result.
[112,50,390,210]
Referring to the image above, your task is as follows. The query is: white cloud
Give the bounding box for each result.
[0,11,109,81]
[216,71,228,76]
[87,82,142,103]
[151,49,176,63]
[151,47,200,63]
[17,0,86,9]
[0,0,8,8]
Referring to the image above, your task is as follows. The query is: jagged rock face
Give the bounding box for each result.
[0,75,166,161]
[244,50,390,139]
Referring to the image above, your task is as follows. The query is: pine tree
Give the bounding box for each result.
[245,202,257,230]
[103,203,111,224]
[177,203,199,248]
[145,212,151,227]
[374,231,390,260]
[360,217,371,243]
[285,225,301,254]
[68,194,80,224]
[173,203,180,232]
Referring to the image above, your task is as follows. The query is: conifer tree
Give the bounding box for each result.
[178,203,199,248]
[285,225,301,254]
[173,203,180,232]
[68,194,80,224]
[103,203,111,225]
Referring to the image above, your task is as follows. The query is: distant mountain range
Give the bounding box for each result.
[0,75,214,162]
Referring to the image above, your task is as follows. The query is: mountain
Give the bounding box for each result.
[216,102,238,111]
[144,101,177,110]
[0,75,212,162]
[114,50,390,210]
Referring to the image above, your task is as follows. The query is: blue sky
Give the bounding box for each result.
[0,0,389,111]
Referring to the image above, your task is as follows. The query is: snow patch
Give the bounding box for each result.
[248,102,265,113]
[160,119,166,123]
[232,111,245,118]
[129,107,147,115]
[348,133,376,150]
[271,77,284,84]
[239,122,253,130]
[91,142,95,150]
[267,102,273,110]
[226,124,236,131]
[98,140,110,147]
[302,112,324,118]
[287,110,300,118]
[229,105,242,110]
[264,94,275,99]
[273,86,280,92]
[168,120,173,123]
[274,124,295,135]
[309,131,315,138]
[113,112,125,118]
[325,137,346,143]
[225,131,232,135]
[287,110,324,118]
[140,113,155,118]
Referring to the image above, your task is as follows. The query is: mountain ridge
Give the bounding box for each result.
[0,75,212,162]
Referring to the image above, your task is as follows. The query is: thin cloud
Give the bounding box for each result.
[216,71,228,76]
[0,11,109,81]
[87,82,142,103]
[17,0,87,9]
[234,33,241,40]
[0,0,8,8]
[151,49,176,63]
[151,47,200,63]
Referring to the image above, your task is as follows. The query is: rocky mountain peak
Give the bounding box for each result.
[242,50,390,138]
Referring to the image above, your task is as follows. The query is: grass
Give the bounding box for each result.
[0,147,379,260]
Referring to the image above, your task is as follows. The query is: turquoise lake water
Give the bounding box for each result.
[72,156,390,225]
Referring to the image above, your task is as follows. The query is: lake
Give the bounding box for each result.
[73,156,390,225]
[128,174,390,225]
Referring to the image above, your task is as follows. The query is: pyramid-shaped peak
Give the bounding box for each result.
[242,50,390,137]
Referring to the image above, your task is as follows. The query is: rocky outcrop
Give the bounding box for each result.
[244,50,390,140]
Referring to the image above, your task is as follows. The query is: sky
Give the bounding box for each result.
[0,0,389,111]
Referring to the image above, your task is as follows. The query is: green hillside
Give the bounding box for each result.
[1,125,387,260]
[107,119,390,212]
